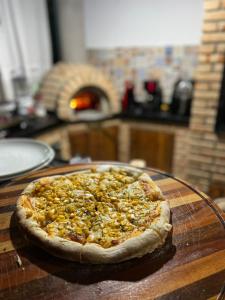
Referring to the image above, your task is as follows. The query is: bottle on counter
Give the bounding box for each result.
[143,80,162,112]
[122,81,136,112]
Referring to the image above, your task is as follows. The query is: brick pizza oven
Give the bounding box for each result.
[173,0,225,193]
[39,63,119,121]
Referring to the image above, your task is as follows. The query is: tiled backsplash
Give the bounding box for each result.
[87,46,198,103]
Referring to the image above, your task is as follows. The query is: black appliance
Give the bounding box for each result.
[170,79,194,116]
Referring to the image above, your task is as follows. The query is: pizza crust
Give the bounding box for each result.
[16,165,172,264]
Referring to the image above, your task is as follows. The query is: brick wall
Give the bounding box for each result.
[173,129,190,180]
[186,0,225,192]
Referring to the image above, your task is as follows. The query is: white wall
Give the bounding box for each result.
[84,0,204,48]
[57,0,86,63]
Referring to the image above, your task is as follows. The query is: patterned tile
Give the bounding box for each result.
[87,45,198,103]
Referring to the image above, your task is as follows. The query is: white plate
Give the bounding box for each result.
[0,138,55,180]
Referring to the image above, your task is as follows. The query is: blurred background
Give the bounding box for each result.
[1,0,225,199]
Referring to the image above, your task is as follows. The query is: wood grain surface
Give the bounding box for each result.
[130,129,174,173]
[0,162,225,300]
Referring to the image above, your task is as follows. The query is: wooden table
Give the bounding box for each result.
[0,163,225,300]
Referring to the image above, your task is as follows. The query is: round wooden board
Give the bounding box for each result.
[0,162,225,300]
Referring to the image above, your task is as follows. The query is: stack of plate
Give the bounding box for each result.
[0,139,55,181]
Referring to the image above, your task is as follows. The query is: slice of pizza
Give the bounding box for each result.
[16,165,172,264]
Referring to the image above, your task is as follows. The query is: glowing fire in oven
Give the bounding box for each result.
[70,92,99,111]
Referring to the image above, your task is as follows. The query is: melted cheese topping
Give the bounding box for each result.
[24,168,162,248]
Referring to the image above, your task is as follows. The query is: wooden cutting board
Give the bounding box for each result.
[0,162,225,300]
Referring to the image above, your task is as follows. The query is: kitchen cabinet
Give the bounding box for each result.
[31,117,180,172]
[129,128,174,173]
[68,124,118,161]
[69,123,175,171]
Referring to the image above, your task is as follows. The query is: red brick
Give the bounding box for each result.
[215,158,225,166]
[189,154,213,164]
[188,168,211,179]
[212,174,225,181]
[190,147,215,157]
[213,63,224,71]
[188,132,200,141]
[209,82,221,90]
[210,53,225,62]
[191,162,214,172]
[195,82,210,90]
[193,100,218,110]
[191,116,206,125]
[214,149,225,158]
[216,142,225,150]
[204,0,221,11]
[204,11,225,21]
[192,101,209,108]
[198,54,211,63]
[205,117,216,125]
[203,22,218,32]
[211,165,225,174]
[218,21,225,31]
[203,133,218,141]
[190,123,214,132]
[194,72,222,81]
[199,44,215,54]
[196,64,212,72]
[189,139,215,148]
[193,90,219,99]
[202,32,225,43]
[217,42,225,51]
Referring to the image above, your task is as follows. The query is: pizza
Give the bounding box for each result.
[16,165,172,264]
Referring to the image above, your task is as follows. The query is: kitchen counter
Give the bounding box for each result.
[0,112,189,138]
[121,111,189,126]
